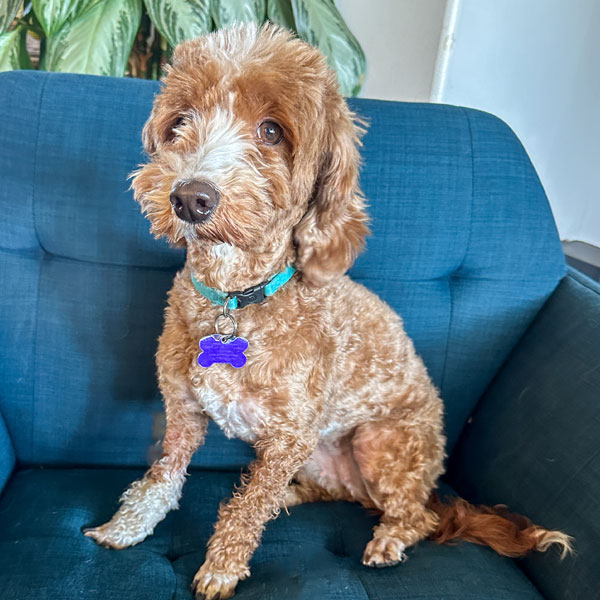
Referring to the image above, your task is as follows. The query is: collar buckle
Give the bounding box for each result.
[231,283,267,309]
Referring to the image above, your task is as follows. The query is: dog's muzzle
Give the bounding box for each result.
[170,180,220,223]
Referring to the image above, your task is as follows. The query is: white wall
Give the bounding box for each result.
[336,0,446,101]
[433,0,600,247]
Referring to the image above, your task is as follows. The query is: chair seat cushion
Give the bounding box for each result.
[0,468,542,599]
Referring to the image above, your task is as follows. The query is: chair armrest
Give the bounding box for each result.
[0,408,15,495]
[447,267,600,600]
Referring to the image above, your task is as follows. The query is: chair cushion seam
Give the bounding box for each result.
[31,72,50,256]
[440,107,475,392]
[29,72,51,464]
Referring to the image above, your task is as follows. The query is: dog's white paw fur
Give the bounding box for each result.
[84,469,184,549]
[83,519,150,549]
[362,537,407,568]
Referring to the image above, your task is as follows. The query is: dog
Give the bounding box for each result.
[84,23,572,600]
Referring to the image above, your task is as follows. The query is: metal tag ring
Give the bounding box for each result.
[222,295,235,317]
[214,312,237,340]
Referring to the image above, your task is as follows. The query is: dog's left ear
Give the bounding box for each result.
[294,91,369,287]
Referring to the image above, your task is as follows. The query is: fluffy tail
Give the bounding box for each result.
[427,493,573,558]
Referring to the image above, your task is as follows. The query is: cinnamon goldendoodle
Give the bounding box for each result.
[85,23,571,600]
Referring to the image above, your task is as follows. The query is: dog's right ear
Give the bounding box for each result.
[141,104,187,157]
[142,112,159,157]
[141,65,175,157]
[141,86,181,157]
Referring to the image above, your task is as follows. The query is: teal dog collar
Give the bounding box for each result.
[190,265,296,310]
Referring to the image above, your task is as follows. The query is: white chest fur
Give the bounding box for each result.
[198,384,264,443]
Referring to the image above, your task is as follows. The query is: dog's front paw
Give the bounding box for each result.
[83,520,148,550]
[362,537,407,568]
[192,561,249,600]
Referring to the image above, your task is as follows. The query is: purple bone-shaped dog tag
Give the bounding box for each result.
[198,334,249,368]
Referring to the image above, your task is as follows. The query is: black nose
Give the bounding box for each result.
[169,180,220,223]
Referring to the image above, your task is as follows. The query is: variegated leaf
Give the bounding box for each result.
[211,0,265,29]
[143,0,211,48]
[33,0,73,36]
[266,0,295,31]
[0,0,21,33]
[71,0,105,16]
[31,0,102,37]
[0,26,30,71]
[42,0,142,76]
[291,0,365,96]
[0,29,20,71]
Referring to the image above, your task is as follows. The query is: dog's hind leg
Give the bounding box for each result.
[352,415,445,567]
[283,431,380,509]
[283,467,351,508]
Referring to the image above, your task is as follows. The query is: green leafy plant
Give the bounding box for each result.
[0,0,365,96]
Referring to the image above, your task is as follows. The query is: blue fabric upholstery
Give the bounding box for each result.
[348,98,565,450]
[0,71,564,469]
[0,468,542,599]
[0,410,15,494]
[0,69,574,599]
[448,268,600,600]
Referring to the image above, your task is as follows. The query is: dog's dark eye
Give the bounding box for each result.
[168,116,185,141]
[172,116,185,132]
[257,121,283,145]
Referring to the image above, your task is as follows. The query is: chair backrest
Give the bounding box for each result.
[0,71,565,468]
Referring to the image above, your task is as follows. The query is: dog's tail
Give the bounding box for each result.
[426,492,573,558]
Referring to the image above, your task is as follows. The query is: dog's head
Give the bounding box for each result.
[131,23,369,286]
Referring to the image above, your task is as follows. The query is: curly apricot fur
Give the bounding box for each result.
[84,23,572,600]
